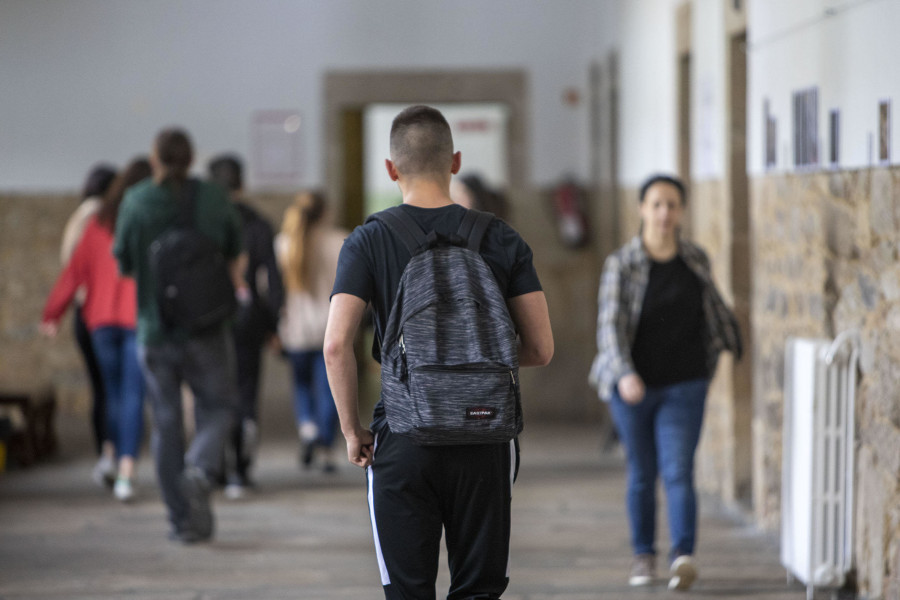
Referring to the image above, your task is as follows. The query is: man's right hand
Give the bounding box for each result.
[344,428,375,468]
[617,373,646,405]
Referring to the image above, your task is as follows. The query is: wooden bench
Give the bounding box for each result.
[0,387,57,467]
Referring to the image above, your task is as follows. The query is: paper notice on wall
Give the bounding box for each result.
[696,77,717,178]
[251,110,302,188]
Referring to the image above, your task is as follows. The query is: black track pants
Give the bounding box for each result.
[366,427,519,600]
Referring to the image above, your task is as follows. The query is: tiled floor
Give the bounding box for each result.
[0,422,830,599]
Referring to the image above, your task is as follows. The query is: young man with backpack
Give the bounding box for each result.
[114,128,245,544]
[324,105,553,599]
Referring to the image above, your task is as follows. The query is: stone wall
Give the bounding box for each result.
[1,194,84,408]
[751,169,900,599]
[690,178,744,505]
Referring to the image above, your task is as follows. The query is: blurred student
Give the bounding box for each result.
[43,158,151,502]
[208,154,284,499]
[114,128,244,543]
[590,174,742,591]
[276,192,346,472]
[450,172,508,220]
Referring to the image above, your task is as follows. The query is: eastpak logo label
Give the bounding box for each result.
[466,407,497,420]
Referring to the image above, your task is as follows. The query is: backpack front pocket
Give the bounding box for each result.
[405,364,519,444]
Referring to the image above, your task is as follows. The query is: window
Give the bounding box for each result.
[764,99,777,170]
[829,109,840,167]
[879,100,891,164]
[793,88,819,168]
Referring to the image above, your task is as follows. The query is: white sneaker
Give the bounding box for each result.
[92,456,116,488]
[668,555,697,591]
[224,483,248,500]
[298,422,318,443]
[113,477,136,502]
[628,554,655,586]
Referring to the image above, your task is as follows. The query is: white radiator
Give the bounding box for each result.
[781,332,859,600]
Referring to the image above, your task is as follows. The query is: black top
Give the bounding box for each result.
[233,202,285,340]
[630,255,708,387]
[332,203,542,431]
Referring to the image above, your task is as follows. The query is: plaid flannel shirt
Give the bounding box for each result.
[589,235,743,401]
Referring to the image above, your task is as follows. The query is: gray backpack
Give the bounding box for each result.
[368,206,522,445]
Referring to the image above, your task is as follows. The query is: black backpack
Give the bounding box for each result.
[148,180,237,334]
[368,206,521,445]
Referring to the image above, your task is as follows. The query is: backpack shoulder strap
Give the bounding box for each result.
[366,206,428,255]
[456,209,494,252]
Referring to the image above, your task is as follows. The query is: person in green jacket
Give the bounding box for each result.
[114,127,245,544]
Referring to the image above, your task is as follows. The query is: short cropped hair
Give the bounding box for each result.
[208,154,243,192]
[154,127,193,181]
[389,105,454,178]
[639,173,686,205]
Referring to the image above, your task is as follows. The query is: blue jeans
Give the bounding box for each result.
[138,328,238,531]
[91,326,144,459]
[609,377,709,559]
[286,350,337,447]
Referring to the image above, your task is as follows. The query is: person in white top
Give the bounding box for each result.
[276,192,347,472]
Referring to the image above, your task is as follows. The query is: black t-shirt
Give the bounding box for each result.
[630,255,708,386]
[332,203,542,431]
[234,202,284,336]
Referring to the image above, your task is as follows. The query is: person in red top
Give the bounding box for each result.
[42,158,151,502]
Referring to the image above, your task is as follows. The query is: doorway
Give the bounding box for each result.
[324,71,527,229]
[362,103,510,217]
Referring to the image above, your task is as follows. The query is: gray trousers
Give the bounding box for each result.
[138,327,238,531]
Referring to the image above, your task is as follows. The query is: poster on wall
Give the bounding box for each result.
[251,110,303,188]
[697,77,716,177]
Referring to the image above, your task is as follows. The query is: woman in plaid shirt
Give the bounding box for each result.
[590,174,741,592]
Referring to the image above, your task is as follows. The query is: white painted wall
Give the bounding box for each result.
[692,0,727,181]
[0,0,619,192]
[617,0,683,188]
[747,0,900,174]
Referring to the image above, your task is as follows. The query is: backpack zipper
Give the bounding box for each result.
[398,334,408,381]
[398,333,517,387]
[416,363,509,371]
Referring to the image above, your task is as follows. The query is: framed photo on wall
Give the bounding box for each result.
[251,109,303,188]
